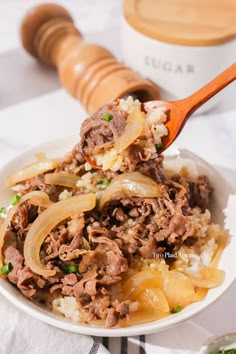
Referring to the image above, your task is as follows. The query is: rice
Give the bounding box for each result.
[59,189,73,201]
[94,148,122,171]
[52,296,80,322]
[76,172,97,192]
[163,157,200,179]
[147,107,168,145]
[118,96,141,113]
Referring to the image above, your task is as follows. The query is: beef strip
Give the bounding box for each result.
[80,103,127,156]
[137,155,166,183]
[171,174,212,210]
[57,143,85,175]
[22,175,63,202]
[58,231,86,261]
[3,231,47,298]
[103,191,195,257]
[187,175,212,210]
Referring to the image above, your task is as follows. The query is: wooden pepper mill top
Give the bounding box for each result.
[20,3,159,113]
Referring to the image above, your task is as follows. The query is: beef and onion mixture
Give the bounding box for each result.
[0,98,227,328]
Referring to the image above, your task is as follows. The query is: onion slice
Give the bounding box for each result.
[7,156,58,186]
[137,287,170,313]
[210,231,228,268]
[24,194,96,277]
[0,191,52,267]
[189,267,225,288]
[114,107,145,153]
[99,171,160,209]
[45,173,80,188]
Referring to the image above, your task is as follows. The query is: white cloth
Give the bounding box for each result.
[0,294,209,354]
[0,295,108,354]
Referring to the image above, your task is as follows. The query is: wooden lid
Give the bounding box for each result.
[124,0,236,46]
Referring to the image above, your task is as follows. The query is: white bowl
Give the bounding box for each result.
[200,332,236,353]
[0,136,235,337]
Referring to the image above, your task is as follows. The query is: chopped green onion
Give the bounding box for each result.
[63,265,78,274]
[0,207,7,219]
[170,305,182,314]
[218,350,236,354]
[155,143,162,152]
[102,113,113,121]
[0,262,12,275]
[0,207,6,214]
[10,194,21,206]
[96,178,110,186]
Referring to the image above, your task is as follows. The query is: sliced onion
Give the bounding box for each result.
[0,191,52,267]
[24,194,96,277]
[99,171,161,209]
[7,156,58,186]
[114,107,145,153]
[137,287,170,313]
[45,173,80,188]
[191,287,208,301]
[189,267,225,288]
[122,270,161,299]
[210,231,228,268]
[161,270,195,308]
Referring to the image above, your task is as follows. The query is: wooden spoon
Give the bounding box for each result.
[144,62,236,153]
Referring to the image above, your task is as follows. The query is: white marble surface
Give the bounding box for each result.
[0,0,236,345]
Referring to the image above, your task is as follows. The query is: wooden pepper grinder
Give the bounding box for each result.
[20,3,160,114]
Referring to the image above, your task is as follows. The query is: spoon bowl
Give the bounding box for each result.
[144,62,236,153]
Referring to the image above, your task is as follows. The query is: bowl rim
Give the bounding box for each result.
[0,135,235,337]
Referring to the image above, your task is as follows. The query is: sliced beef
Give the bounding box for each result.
[62,273,78,285]
[187,175,212,210]
[16,267,46,297]
[58,231,86,261]
[4,244,24,284]
[171,174,212,210]
[154,214,194,250]
[105,308,119,328]
[44,227,69,262]
[81,294,129,328]
[137,156,166,183]
[73,267,98,304]
[103,193,195,257]
[3,232,47,298]
[138,236,159,258]
[80,103,127,156]
[22,175,63,202]
[57,143,85,175]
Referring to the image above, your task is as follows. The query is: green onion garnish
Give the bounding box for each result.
[10,194,21,206]
[170,305,182,314]
[0,207,7,219]
[102,113,113,121]
[218,350,236,354]
[0,262,12,275]
[0,207,6,214]
[155,143,162,152]
[96,178,110,186]
[63,265,78,274]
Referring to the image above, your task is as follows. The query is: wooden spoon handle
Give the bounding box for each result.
[177,62,236,117]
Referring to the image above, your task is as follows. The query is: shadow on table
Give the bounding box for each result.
[0,48,60,110]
